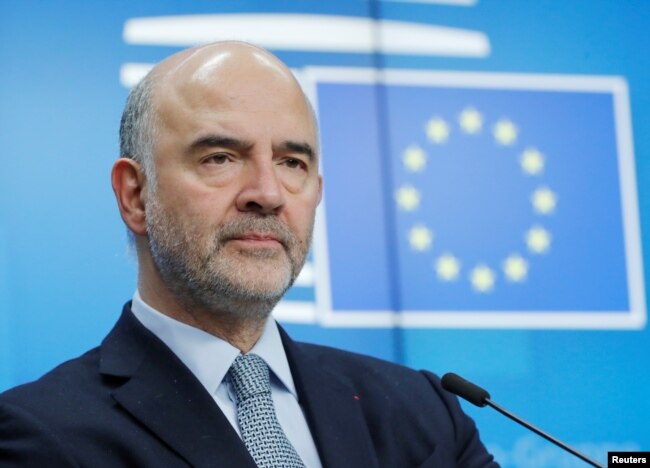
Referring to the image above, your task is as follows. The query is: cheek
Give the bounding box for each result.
[156,170,231,213]
[277,166,309,193]
[197,161,245,188]
[286,196,319,238]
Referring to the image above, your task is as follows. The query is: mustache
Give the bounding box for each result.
[217,216,296,248]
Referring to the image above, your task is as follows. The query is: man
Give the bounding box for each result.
[0,42,498,467]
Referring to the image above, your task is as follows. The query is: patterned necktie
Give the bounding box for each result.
[228,353,306,468]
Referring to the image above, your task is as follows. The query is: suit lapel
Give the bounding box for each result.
[99,307,379,468]
[280,327,379,468]
[100,307,256,468]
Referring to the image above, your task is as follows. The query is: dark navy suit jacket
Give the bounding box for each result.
[0,304,498,467]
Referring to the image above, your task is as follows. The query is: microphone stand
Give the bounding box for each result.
[441,373,605,468]
[485,398,604,468]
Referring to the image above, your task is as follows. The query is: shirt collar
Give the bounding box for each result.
[250,315,297,397]
[130,290,297,398]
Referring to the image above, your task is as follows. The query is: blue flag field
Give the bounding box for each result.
[304,68,645,329]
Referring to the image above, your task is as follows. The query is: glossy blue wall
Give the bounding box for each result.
[1,1,648,466]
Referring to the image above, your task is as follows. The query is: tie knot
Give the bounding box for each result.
[228,354,271,401]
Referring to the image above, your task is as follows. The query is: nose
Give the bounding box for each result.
[235,159,285,215]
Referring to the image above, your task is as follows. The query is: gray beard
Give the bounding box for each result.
[145,195,312,324]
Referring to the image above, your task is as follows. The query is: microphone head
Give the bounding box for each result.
[441,372,490,407]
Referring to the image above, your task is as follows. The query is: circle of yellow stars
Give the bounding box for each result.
[396,106,558,293]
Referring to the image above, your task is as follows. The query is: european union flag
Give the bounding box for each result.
[309,68,644,329]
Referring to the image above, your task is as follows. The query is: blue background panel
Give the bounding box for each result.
[1,1,649,466]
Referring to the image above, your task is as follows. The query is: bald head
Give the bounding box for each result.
[119,41,317,186]
[153,41,298,90]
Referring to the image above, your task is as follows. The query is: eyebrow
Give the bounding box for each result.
[188,135,253,153]
[278,141,315,161]
[188,134,315,161]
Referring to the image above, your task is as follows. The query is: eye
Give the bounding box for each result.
[283,157,307,170]
[203,153,230,165]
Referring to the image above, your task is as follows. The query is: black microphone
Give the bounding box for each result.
[441,372,604,468]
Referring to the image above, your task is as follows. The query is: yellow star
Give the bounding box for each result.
[408,225,433,251]
[493,119,518,146]
[426,117,450,144]
[402,145,427,172]
[502,254,529,282]
[459,107,483,134]
[395,185,421,211]
[470,264,495,293]
[526,226,551,254]
[531,187,558,215]
[520,148,545,175]
[435,253,461,281]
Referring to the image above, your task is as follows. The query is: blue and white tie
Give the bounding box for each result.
[228,353,306,468]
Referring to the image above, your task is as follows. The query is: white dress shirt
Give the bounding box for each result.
[130,291,322,468]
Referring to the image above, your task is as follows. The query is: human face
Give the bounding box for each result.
[145,50,322,315]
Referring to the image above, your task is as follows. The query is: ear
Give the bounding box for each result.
[316,174,323,205]
[111,158,148,236]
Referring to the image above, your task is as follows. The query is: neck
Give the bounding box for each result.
[137,266,272,353]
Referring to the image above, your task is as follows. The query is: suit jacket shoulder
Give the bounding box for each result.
[284,337,497,468]
[0,306,255,467]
